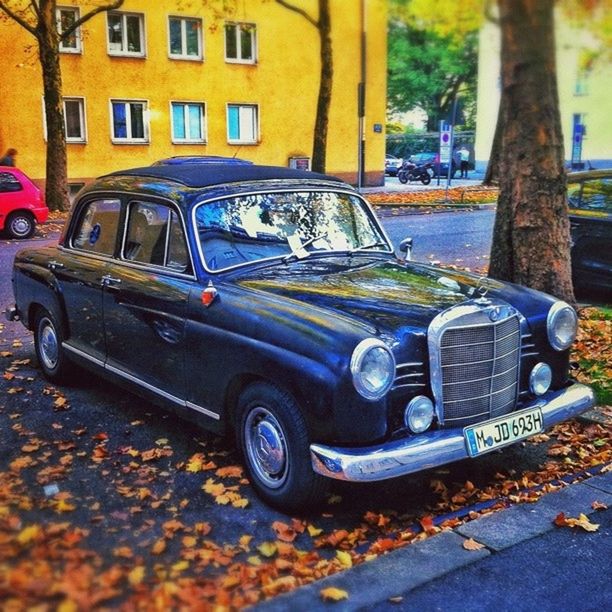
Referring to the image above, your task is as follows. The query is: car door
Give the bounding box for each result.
[569,176,612,291]
[55,198,121,363]
[102,199,194,402]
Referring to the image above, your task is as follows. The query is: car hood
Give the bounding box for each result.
[229,255,551,337]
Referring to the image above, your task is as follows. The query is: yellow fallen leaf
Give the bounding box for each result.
[308,523,323,537]
[128,566,145,586]
[463,538,485,551]
[257,541,277,558]
[573,513,599,532]
[247,555,262,566]
[152,539,166,554]
[321,587,349,602]
[17,524,40,545]
[336,550,353,568]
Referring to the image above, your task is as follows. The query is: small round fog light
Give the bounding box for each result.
[530,362,552,396]
[404,396,434,433]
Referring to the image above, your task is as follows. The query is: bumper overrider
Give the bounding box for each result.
[310,383,595,482]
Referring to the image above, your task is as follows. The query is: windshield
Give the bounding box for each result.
[194,190,390,272]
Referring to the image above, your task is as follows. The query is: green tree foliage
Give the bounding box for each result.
[387,16,478,130]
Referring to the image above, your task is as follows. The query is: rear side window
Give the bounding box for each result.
[71,199,121,255]
[569,178,612,213]
[0,172,23,193]
[123,201,191,273]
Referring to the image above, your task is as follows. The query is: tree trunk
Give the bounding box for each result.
[489,0,574,303]
[312,0,332,173]
[38,0,69,212]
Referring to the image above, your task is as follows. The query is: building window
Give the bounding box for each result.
[107,12,145,57]
[227,104,258,144]
[57,6,81,53]
[111,100,148,143]
[42,97,86,143]
[64,98,86,142]
[169,17,202,60]
[224,22,256,63]
[171,102,206,143]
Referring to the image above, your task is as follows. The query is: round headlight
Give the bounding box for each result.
[530,362,552,396]
[547,302,577,351]
[350,338,395,400]
[404,396,434,433]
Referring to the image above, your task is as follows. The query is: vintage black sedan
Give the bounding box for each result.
[7,164,594,510]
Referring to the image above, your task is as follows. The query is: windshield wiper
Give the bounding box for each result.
[282,232,329,263]
[349,241,388,254]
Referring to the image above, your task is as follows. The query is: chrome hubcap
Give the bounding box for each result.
[244,407,288,489]
[11,217,31,236]
[39,318,59,370]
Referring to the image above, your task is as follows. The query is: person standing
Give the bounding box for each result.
[0,148,17,166]
[459,145,470,179]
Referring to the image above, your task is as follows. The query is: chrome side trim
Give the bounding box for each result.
[62,342,219,420]
[310,383,595,482]
[63,342,105,367]
[186,401,220,420]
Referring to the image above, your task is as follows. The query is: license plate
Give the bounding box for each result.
[464,407,544,457]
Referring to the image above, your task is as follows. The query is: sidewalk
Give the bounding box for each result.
[255,469,611,611]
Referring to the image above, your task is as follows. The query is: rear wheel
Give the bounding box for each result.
[420,174,431,185]
[6,211,35,239]
[236,382,328,511]
[33,308,74,383]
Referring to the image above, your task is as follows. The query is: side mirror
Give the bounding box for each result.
[399,237,413,261]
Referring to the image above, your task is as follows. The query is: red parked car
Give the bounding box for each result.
[0,167,48,239]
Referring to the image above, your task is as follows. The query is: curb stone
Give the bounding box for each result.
[252,471,611,611]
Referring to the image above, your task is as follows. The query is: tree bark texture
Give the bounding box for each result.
[38,0,69,212]
[489,0,574,303]
[311,0,332,173]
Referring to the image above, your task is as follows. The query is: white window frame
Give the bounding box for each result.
[57,6,82,54]
[226,103,259,145]
[41,96,87,143]
[110,99,149,144]
[170,101,207,144]
[107,11,146,57]
[168,16,203,61]
[224,22,257,64]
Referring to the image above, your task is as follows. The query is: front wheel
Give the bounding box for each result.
[6,211,35,239]
[236,382,328,511]
[398,171,408,184]
[33,308,74,383]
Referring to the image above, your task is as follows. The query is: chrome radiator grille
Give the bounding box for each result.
[429,303,521,428]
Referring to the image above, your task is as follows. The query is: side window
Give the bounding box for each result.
[71,199,121,255]
[0,172,23,193]
[580,178,612,213]
[124,202,191,273]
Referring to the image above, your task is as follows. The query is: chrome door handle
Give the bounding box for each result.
[48,260,64,270]
[101,274,122,287]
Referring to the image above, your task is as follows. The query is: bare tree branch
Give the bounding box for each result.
[61,0,124,41]
[274,0,317,27]
[0,1,37,36]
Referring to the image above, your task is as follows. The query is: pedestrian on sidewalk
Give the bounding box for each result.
[459,145,470,179]
[0,148,17,166]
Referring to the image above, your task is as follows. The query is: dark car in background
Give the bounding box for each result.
[7,163,594,510]
[567,169,612,297]
[407,152,456,178]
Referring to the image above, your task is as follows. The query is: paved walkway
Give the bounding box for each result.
[255,469,611,611]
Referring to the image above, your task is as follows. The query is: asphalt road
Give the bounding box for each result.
[0,221,605,608]
[379,208,495,271]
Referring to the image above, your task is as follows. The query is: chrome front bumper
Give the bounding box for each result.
[310,383,595,482]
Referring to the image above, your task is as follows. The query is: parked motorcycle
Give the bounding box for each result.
[397,161,432,185]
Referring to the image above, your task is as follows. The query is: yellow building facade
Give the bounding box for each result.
[475,16,612,171]
[0,0,387,190]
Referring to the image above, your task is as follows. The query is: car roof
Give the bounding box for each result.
[102,163,345,189]
[151,155,253,166]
